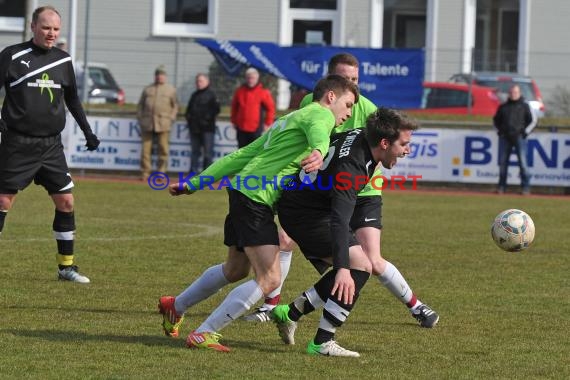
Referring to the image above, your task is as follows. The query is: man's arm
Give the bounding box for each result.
[524,103,537,137]
[230,89,239,126]
[170,88,179,121]
[262,89,276,127]
[63,61,99,150]
[303,107,336,157]
[0,48,9,133]
[170,132,267,195]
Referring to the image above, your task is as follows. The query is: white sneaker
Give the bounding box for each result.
[307,340,360,357]
[58,266,90,284]
[271,305,297,345]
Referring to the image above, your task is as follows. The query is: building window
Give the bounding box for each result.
[0,0,25,32]
[475,0,519,72]
[290,0,337,10]
[293,20,332,45]
[383,0,427,48]
[152,0,217,37]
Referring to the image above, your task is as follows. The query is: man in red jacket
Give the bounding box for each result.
[231,67,276,148]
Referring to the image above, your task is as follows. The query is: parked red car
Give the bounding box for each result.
[408,82,501,116]
[449,72,545,117]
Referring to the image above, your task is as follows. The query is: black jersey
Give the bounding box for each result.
[279,129,377,269]
[0,40,92,137]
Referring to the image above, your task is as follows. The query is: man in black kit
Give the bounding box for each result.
[0,6,100,283]
[272,107,418,357]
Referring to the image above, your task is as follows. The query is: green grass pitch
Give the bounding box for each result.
[0,179,568,379]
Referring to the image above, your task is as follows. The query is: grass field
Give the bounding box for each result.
[0,179,568,379]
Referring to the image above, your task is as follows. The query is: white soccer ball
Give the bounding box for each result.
[491,209,535,252]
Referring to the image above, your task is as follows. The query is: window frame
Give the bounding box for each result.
[151,0,218,38]
[0,16,24,32]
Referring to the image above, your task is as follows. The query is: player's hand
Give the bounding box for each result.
[300,149,323,173]
[85,133,100,151]
[0,119,7,134]
[331,268,356,305]
[169,182,191,196]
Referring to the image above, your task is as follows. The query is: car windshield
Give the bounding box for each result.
[475,79,536,101]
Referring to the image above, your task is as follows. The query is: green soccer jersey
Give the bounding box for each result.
[186,102,335,207]
[299,92,382,196]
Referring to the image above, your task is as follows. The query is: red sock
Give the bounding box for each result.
[406,294,418,309]
[264,294,281,306]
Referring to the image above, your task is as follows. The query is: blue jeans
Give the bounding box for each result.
[498,135,530,190]
[190,131,214,173]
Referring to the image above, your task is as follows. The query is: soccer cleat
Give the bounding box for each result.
[58,265,90,284]
[186,331,230,352]
[158,296,185,338]
[271,305,297,345]
[243,306,273,322]
[306,340,360,357]
[411,304,439,328]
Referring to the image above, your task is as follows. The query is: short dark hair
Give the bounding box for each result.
[32,6,61,24]
[312,74,360,105]
[328,53,359,73]
[364,107,419,146]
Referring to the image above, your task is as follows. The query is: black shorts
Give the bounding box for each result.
[0,132,73,194]
[223,189,279,250]
[350,195,383,230]
[278,204,358,274]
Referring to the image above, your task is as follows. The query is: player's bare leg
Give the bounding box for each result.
[187,244,281,351]
[160,246,250,337]
[243,227,294,322]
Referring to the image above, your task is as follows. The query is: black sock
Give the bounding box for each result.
[314,328,335,345]
[0,210,7,234]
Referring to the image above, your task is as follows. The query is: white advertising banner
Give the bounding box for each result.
[64,116,570,187]
[382,128,570,186]
[64,115,238,173]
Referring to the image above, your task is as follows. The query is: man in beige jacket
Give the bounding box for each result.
[137,65,179,180]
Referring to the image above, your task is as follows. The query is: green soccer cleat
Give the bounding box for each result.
[271,304,297,345]
[307,340,360,357]
[186,331,230,352]
[158,296,185,338]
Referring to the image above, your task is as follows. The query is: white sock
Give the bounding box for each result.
[378,261,419,308]
[196,280,264,333]
[174,263,229,315]
[261,250,292,310]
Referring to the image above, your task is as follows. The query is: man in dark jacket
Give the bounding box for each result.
[185,74,220,173]
[493,84,536,194]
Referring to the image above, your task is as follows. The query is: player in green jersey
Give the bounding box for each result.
[158,75,359,352]
[244,53,439,329]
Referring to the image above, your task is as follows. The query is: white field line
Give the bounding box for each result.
[0,224,222,242]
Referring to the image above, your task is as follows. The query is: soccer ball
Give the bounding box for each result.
[491,209,535,252]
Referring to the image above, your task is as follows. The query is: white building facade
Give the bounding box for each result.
[1,0,568,113]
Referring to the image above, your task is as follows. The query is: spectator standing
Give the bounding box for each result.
[137,65,179,180]
[493,84,536,195]
[185,73,220,173]
[231,67,275,148]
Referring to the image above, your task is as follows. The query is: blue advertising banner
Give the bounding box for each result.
[196,39,424,109]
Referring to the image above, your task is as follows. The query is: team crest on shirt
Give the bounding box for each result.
[26,72,61,103]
